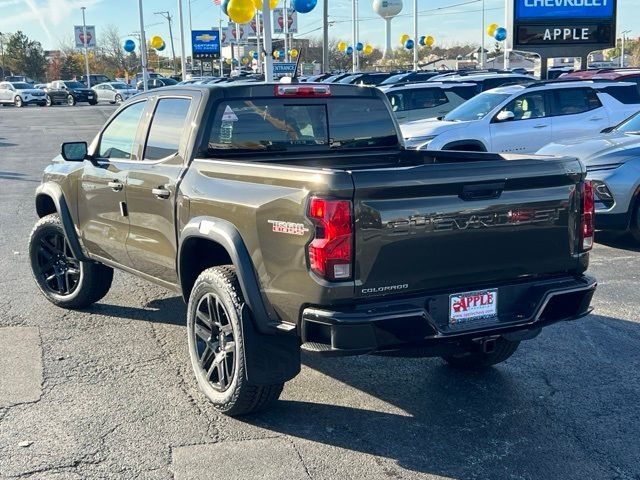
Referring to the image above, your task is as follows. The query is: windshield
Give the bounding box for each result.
[161,78,178,85]
[615,112,640,133]
[444,92,510,122]
[64,81,86,89]
[338,75,359,84]
[12,82,32,89]
[380,73,408,85]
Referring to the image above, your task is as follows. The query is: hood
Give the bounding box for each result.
[69,87,93,94]
[22,89,44,95]
[537,131,640,166]
[400,118,472,140]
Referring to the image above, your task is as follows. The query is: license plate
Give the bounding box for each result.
[449,289,498,326]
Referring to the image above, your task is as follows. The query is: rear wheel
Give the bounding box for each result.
[14,96,23,107]
[67,94,76,106]
[441,338,520,370]
[45,95,53,106]
[114,94,123,104]
[29,214,113,309]
[187,266,283,416]
[630,198,640,243]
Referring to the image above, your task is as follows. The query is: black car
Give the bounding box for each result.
[136,77,179,90]
[337,72,394,86]
[80,74,111,87]
[45,80,97,106]
[379,71,441,86]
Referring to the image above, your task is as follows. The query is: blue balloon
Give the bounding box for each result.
[252,51,259,59]
[123,39,135,52]
[222,0,230,16]
[494,27,507,41]
[356,42,363,51]
[279,49,286,58]
[405,39,414,49]
[346,46,353,55]
[292,0,317,14]
[232,58,239,65]
[419,35,426,46]
[157,42,166,52]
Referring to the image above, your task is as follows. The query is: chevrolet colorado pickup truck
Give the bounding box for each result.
[29,83,597,415]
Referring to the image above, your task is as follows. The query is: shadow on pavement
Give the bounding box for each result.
[0,171,39,182]
[89,296,185,326]
[596,231,640,252]
[241,313,639,478]
[0,139,18,147]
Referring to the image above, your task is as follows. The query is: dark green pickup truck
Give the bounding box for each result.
[29,82,596,415]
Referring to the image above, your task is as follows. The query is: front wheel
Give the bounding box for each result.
[441,338,520,370]
[187,266,283,416]
[45,95,53,106]
[114,94,123,104]
[67,94,76,106]
[14,96,23,107]
[630,198,640,244]
[29,214,114,309]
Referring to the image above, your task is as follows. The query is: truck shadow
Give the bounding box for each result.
[244,314,639,478]
[89,296,185,326]
[596,231,640,252]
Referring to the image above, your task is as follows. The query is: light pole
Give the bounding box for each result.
[480,0,485,68]
[155,11,178,74]
[81,7,91,88]
[284,0,289,62]
[138,0,149,91]
[262,0,274,81]
[351,0,356,72]
[322,0,329,72]
[177,0,187,79]
[621,30,631,68]
[413,0,418,71]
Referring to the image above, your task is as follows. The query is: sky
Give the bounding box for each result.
[0,0,637,54]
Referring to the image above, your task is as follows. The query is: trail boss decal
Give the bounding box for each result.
[268,220,309,236]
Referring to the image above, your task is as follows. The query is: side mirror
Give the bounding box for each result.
[495,110,515,122]
[600,126,615,134]
[61,142,88,162]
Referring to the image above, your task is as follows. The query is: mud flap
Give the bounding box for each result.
[240,304,301,385]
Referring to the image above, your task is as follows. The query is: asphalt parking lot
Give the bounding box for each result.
[1,105,639,480]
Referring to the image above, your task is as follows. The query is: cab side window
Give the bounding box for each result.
[409,89,448,109]
[144,98,192,161]
[98,101,147,160]
[551,88,601,116]
[500,92,546,121]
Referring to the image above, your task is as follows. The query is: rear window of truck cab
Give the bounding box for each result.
[207,98,398,153]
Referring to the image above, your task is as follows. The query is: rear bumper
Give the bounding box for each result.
[301,274,596,356]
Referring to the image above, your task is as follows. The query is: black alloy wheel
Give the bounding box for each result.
[193,292,236,392]
[34,231,81,296]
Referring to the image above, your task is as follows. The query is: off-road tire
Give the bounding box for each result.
[441,338,520,370]
[29,214,113,309]
[187,266,283,416]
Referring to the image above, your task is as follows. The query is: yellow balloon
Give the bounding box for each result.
[228,0,255,24]
[400,33,410,46]
[150,35,164,49]
[337,41,347,52]
[290,48,298,58]
[252,0,262,8]
[225,58,232,65]
[273,50,280,58]
[270,0,278,9]
[363,44,373,55]
[242,57,249,64]
[487,23,498,37]
[425,35,434,47]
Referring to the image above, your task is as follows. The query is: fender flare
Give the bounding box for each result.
[35,183,89,262]
[178,216,279,334]
[179,217,301,385]
[442,140,487,152]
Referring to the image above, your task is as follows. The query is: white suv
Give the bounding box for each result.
[0,81,46,107]
[402,81,640,152]
[380,82,477,124]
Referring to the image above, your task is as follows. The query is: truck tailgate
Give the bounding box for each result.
[352,156,584,298]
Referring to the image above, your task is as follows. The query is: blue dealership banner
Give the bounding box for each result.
[515,0,614,20]
[191,30,220,59]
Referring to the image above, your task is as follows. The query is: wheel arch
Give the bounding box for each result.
[35,183,88,261]
[178,217,278,334]
[442,139,487,152]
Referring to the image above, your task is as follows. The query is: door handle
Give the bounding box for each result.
[533,124,548,129]
[107,180,123,192]
[152,187,171,199]
[589,117,604,121]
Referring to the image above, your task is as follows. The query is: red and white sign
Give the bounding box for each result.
[74,25,96,48]
[273,8,297,34]
[449,289,498,325]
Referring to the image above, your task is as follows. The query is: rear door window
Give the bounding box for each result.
[600,85,640,104]
[408,88,448,110]
[551,88,601,116]
[144,98,192,160]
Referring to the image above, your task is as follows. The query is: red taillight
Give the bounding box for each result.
[274,85,331,97]
[581,180,595,251]
[307,197,353,281]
